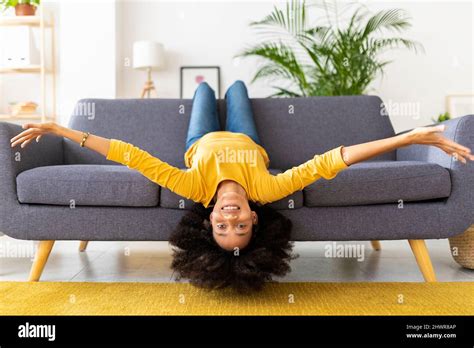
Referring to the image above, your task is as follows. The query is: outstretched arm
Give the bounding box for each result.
[10,122,205,202]
[10,122,110,155]
[342,124,474,166]
[256,124,473,204]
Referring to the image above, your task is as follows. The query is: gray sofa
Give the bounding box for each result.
[0,96,473,281]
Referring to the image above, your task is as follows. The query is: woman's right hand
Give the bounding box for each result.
[10,122,59,148]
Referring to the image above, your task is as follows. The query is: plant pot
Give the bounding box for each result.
[15,4,37,16]
[448,224,474,269]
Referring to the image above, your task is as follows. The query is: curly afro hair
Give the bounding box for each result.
[169,201,298,293]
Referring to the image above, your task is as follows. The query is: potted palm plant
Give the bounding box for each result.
[235,0,423,97]
[0,0,40,16]
[432,111,451,123]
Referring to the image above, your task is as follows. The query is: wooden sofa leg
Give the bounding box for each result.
[79,241,89,252]
[29,240,55,282]
[408,239,437,282]
[370,240,381,251]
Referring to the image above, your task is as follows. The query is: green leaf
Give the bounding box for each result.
[236,0,423,97]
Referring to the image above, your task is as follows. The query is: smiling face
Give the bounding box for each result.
[210,191,258,251]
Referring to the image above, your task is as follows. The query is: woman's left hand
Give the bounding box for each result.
[407,124,474,164]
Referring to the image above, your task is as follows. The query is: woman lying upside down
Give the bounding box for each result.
[10,81,474,293]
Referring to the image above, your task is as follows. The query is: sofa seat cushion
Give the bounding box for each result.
[304,161,451,207]
[160,168,303,210]
[16,164,160,207]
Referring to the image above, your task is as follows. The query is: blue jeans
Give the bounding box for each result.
[185,80,261,151]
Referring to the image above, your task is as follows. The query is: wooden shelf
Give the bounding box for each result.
[0,6,56,124]
[0,15,51,27]
[0,114,53,120]
[0,65,48,74]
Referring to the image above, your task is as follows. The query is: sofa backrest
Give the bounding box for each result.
[65,95,396,168]
[65,98,208,167]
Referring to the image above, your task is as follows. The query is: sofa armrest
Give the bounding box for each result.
[0,121,64,206]
[396,115,474,168]
[396,115,474,237]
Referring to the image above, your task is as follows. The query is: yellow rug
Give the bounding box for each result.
[1,281,473,315]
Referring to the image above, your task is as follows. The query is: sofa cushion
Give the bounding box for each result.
[16,165,160,207]
[160,168,303,210]
[304,161,451,207]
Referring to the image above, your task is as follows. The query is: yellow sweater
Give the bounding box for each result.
[106,131,349,208]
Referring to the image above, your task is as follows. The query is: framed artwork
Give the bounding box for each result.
[446,94,474,118]
[180,66,221,99]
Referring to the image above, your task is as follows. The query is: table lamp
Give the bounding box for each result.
[133,41,165,98]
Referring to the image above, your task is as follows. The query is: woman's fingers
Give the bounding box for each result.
[22,123,43,130]
[452,153,467,164]
[10,122,57,148]
[440,144,471,163]
[440,144,466,163]
[11,136,29,148]
[11,133,37,148]
[10,127,39,143]
[20,138,34,148]
[10,122,52,144]
[442,143,472,159]
[443,137,471,155]
[428,124,446,133]
[436,133,472,158]
[11,134,32,147]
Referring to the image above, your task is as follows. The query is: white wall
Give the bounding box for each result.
[114,0,473,133]
[117,1,276,100]
[45,0,473,131]
[58,0,118,125]
[369,1,473,131]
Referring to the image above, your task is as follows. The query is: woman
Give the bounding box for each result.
[10,80,473,293]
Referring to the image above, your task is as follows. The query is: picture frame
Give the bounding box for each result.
[445,94,474,118]
[180,66,221,99]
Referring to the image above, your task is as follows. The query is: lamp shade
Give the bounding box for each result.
[133,41,165,70]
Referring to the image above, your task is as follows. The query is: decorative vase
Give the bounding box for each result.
[15,4,37,16]
[448,224,474,269]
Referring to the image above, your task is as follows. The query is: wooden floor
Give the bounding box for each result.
[1,235,473,282]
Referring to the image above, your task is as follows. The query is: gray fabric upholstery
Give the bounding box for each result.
[0,122,63,222]
[0,200,449,241]
[159,168,303,210]
[0,98,472,242]
[304,161,451,206]
[64,99,194,167]
[397,115,474,237]
[226,95,397,168]
[16,165,160,207]
[64,95,396,169]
